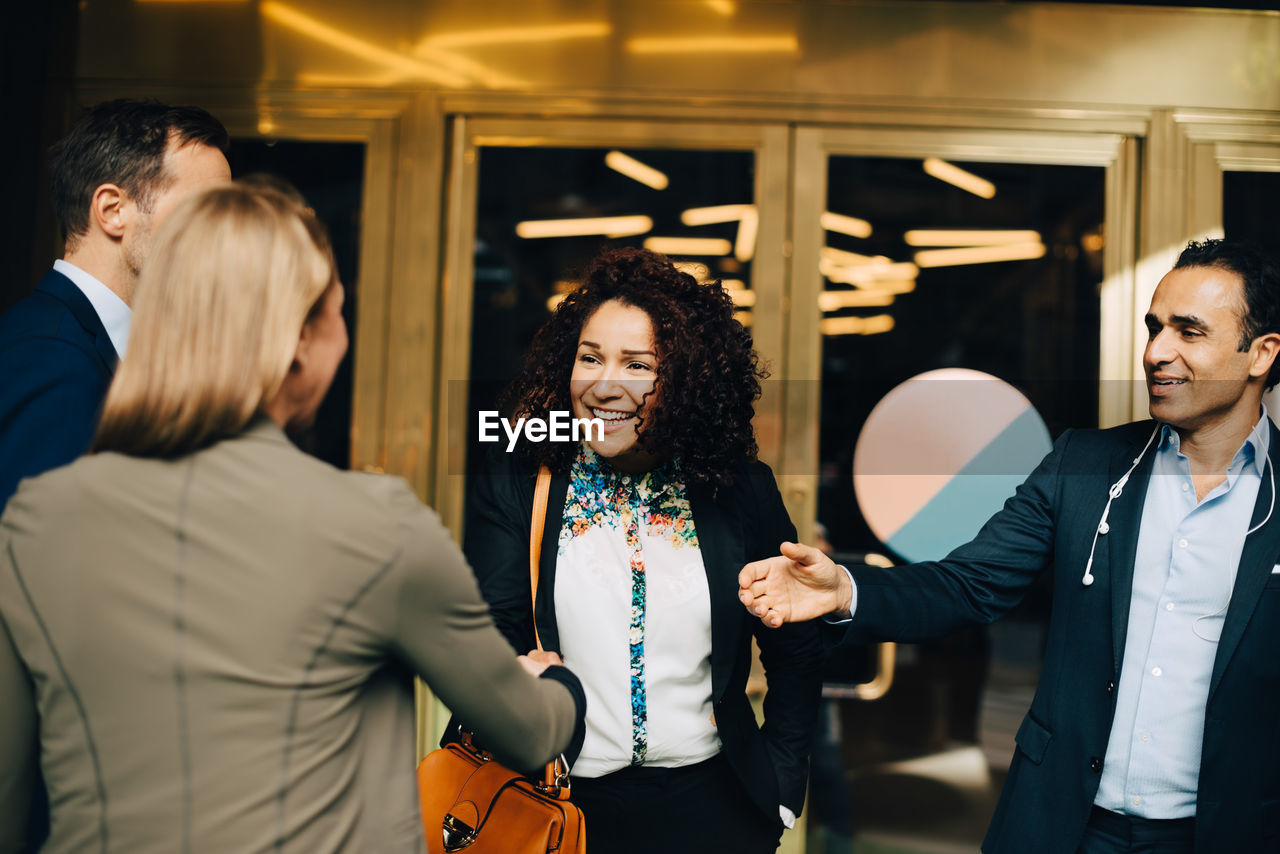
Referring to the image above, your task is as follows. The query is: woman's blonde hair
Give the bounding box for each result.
[94,182,336,457]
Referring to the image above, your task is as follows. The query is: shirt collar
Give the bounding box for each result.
[53,259,131,358]
[577,443,679,498]
[1158,403,1271,477]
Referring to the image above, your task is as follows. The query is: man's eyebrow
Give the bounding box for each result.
[1145,312,1211,328]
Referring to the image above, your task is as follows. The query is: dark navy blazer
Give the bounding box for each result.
[843,420,1280,853]
[0,268,118,852]
[0,268,118,509]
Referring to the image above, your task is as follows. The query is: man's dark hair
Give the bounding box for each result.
[49,99,230,245]
[1175,237,1280,389]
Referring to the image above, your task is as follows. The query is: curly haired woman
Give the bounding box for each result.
[463,247,823,854]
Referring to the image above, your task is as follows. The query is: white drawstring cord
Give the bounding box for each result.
[1082,425,1161,587]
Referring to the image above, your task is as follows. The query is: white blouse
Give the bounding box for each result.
[553,445,721,778]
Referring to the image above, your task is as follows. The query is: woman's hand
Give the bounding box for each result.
[517,649,564,676]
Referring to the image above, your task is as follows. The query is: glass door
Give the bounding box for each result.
[433,116,1139,853]
[436,118,791,529]
[787,127,1135,854]
[432,117,800,847]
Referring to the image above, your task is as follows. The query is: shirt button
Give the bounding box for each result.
[1106,681,1115,694]
[1178,538,1188,548]
[1166,602,1175,611]
[1181,482,1190,492]
[1132,796,1144,807]
[1140,732,1151,742]
[1152,666,1163,677]
[1090,757,1103,772]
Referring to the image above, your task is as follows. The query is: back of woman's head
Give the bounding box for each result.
[94,181,336,457]
[507,246,767,486]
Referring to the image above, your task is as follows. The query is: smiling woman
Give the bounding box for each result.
[460,247,824,854]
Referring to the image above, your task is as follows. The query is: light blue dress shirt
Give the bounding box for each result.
[52,259,131,357]
[1095,409,1270,817]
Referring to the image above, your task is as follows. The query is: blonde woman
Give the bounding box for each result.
[0,183,584,853]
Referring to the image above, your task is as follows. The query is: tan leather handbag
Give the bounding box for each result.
[417,466,586,854]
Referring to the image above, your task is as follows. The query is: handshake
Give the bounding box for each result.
[737,541,856,627]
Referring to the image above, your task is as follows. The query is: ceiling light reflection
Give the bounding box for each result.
[643,237,733,256]
[821,258,919,287]
[260,2,470,87]
[821,315,896,337]
[516,215,653,239]
[922,158,996,199]
[627,35,798,55]
[914,242,1046,268]
[681,204,753,226]
[605,151,669,190]
[821,212,873,239]
[734,208,758,263]
[904,229,1041,247]
[674,262,711,280]
[818,290,896,311]
[418,22,611,49]
[821,247,890,267]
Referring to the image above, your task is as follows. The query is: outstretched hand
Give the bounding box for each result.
[738,541,852,628]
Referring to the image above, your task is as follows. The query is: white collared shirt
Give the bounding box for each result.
[1096,408,1270,818]
[52,259,131,357]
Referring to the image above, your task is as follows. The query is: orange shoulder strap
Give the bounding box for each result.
[529,466,552,653]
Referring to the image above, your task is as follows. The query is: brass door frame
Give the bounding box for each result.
[785,126,1137,539]
[72,87,449,490]
[1139,110,1280,420]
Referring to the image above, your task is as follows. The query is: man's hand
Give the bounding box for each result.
[738,541,852,627]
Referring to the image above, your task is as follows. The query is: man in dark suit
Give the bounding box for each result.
[739,238,1280,853]
[0,98,229,852]
[0,99,230,508]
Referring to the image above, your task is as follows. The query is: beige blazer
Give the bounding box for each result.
[0,418,580,853]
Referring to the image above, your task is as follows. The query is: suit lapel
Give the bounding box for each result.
[1208,420,1280,703]
[37,270,119,375]
[1107,424,1160,673]
[688,482,744,703]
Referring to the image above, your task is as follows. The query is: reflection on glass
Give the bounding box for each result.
[810,155,1104,853]
[467,146,755,470]
[1224,171,1280,248]
[228,139,365,470]
[817,157,1104,561]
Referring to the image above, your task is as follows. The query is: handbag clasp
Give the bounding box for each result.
[442,814,477,852]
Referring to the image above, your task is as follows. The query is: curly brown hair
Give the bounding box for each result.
[504,247,768,487]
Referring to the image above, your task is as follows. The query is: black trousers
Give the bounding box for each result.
[569,753,783,854]
[1076,806,1195,854]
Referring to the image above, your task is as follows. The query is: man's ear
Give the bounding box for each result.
[89,184,129,239]
[1249,332,1280,381]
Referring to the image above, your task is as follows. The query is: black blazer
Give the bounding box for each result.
[463,449,823,821]
[841,420,1280,853]
[0,269,117,508]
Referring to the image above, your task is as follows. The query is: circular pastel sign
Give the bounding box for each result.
[853,368,1052,564]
